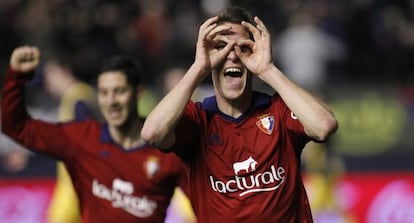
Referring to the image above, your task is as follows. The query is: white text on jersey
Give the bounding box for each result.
[92,178,157,217]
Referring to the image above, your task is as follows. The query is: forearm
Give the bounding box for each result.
[261,65,338,141]
[1,68,65,156]
[141,63,206,149]
[1,68,33,139]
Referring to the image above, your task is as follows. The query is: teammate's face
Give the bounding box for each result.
[97,71,136,128]
[212,22,252,102]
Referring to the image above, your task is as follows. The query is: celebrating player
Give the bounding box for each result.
[2,46,189,222]
[141,6,338,222]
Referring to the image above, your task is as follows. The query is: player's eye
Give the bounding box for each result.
[240,45,252,54]
[115,87,129,95]
[98,89,107,96]
[215,41,226,50]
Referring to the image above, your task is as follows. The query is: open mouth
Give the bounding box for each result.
[223,67,244,88]
[224,67,243,77]
[108,108,122,119]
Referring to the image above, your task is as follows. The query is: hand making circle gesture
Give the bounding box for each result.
[194,16,235,77]
[236,16,274,78]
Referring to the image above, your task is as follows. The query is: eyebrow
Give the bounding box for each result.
[219,29,236,35]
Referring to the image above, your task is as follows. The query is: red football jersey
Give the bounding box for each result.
[173,92,313,223]
[1,69,185,223]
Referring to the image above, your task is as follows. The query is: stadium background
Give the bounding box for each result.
[0,0,413,222]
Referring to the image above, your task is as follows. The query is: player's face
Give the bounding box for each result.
[212,22,252,102]
[97,71,136,128]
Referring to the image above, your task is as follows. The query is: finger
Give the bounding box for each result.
[235,39,254,62]
[200,16,218,30]
[19,47,40,63]
[211,40,235,67]
[19,52,35,63]
[199,16,218,38]
[199,23,217,42]
[197,17,218,45]
[11,46,32,65]
[237,39,254,50]
[211,29,235,48]
[254,16,270,36]
[207,24,232,40]
[30,47,41,64]
[219,40,235,57]
[241,20,261,41]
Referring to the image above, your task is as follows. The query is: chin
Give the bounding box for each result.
[106,119,122,127]
[226,86,246,97]
[223,93,243,101]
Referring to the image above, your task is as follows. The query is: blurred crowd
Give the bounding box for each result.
[1,0,414,86]
[1,2,414,222]
[1,0,414,173]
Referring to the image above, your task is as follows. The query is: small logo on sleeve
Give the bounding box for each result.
[256,114,275,135]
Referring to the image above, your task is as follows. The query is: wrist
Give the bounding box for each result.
[259,63,277,78]
[7,67,34,83]
[190,62,210,77]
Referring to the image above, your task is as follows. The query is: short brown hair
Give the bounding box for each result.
[217,6,256,39]
[217,6,255,26]
[100,55,143,88]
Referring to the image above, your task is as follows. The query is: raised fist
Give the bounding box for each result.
[10,46,41,74]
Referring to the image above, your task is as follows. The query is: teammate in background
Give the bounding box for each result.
[42,57,100,223]
[2,46,188,222]
[141,6,338,222]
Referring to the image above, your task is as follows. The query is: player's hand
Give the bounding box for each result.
[10,46,41,74]
[194,16,235,76]
[235,16,274,78]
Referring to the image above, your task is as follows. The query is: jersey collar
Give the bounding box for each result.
[100,123,151,151]
[201,91,271,123]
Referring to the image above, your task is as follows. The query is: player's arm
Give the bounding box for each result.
[141,65,199,150]
[236,17,338,141]
[1,46,74,157]
[2,45,41,141]
[141,16,234,149]
[261,66,337,142]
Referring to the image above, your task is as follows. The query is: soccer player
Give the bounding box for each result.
[2,46,188,223]
[141,6,338,222]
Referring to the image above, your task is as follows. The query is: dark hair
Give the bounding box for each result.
[217,6,255,26]
[100,55,143,87]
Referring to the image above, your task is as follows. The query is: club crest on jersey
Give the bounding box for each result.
[144,156,160,179]
[256,114,275,135]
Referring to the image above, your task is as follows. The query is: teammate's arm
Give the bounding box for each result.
[2,46,75,159]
